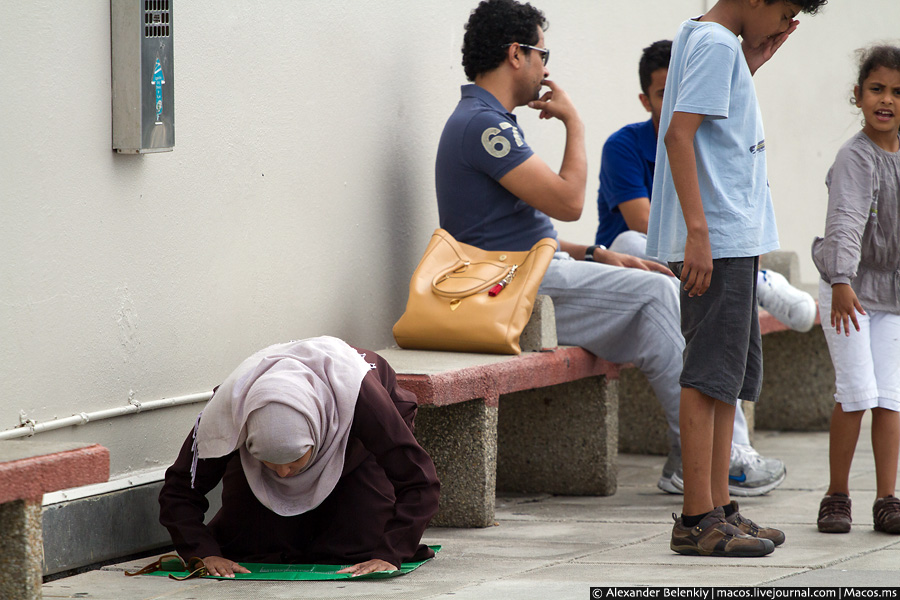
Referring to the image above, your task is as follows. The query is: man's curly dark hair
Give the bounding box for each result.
[771,0,828,15]
[461,0,547,82]
[639,40,672,96]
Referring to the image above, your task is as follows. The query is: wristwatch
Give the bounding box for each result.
[584,245,606,262]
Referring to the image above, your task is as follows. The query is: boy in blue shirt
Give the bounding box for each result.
[647,0,827,557]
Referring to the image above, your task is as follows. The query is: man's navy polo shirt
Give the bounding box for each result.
[435,84,557,252]
[595,118,657,247]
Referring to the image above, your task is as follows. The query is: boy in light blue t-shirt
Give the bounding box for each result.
[646,0,827,557]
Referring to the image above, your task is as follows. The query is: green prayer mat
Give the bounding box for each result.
[146,545,440,581]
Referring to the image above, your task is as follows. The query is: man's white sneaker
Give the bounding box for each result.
[669,444,786,497]
[729,443,786,497]
[657,448,683,495]
[757,269,817,332]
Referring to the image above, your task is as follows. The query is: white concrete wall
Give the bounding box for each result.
[2,0,898,477]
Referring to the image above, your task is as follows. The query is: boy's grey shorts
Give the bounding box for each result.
[668,257,762,406]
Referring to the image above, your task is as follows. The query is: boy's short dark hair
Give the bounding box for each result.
[462,0,547,82]
[774,0,827,14]
[639,40,672,95]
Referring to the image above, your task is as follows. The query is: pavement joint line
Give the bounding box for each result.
[576,561,808,569]
[502,519,676,524]
[758,568,818,586]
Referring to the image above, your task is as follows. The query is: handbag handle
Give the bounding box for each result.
[431,260,513,299]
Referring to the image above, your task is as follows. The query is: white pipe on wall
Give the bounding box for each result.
[0,392,212,441]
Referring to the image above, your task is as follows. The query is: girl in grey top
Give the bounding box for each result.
[812,130,900,314]
[811,45,900,536]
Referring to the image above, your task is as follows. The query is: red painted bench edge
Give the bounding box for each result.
[0,443,110,504]
[397,346,620,407]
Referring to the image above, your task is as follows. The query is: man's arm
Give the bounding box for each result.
[598,128,652,233]
[497,79,586,222]
[618,197,651,233]
[663,110,710,296]
[557,238,673,276]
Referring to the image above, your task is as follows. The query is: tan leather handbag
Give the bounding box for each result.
[393,228,558,354]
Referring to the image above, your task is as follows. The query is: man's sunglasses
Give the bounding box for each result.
[501,43,550,66]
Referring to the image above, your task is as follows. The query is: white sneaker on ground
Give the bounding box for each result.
[728,443,786,497]
[757,269,816,332]
[668,444,786,497]
[657,448,683,495]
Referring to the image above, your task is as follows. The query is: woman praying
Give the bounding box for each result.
[158,336,440,577]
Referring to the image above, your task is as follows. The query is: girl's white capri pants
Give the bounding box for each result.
[819,279,900,413]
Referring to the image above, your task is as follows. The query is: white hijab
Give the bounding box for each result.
[194,336,372,516]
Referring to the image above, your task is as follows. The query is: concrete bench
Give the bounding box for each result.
[380,296,621,528]
[0,441,109,600]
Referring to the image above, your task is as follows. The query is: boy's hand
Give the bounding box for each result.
[742,19,798,75]
[528,79,579,124]
[681,231,713,297]
[831,283,865,336]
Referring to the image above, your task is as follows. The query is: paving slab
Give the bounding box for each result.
[771,569,900,587]
[471,562,808,588]
[821,545,900,571]
[44,418,900,598]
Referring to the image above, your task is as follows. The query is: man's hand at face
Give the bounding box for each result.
[528,79,580,124]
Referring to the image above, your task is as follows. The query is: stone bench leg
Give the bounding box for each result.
[0,499,43,600]
[755,327,836,431]
[497,375,618,496]
[616,368,670,456]
[617,368,759,455]
[415,400,498,527]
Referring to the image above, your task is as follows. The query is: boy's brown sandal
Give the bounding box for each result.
[817,494,851,533]
[873,495,900,534]
[670,507,775,557]
[724,500,785,546]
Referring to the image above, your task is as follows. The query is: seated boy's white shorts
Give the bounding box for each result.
[819,279,900,412]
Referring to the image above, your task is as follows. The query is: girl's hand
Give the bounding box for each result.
[831,283,865,336]
[202,556,250,578]
[336,559,398,577]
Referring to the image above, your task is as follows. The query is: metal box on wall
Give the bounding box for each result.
[111,0,174,153]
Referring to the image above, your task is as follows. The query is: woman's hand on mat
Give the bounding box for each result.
[337,559,398,577]
[831,283,865,336]
[202,556,251,578]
